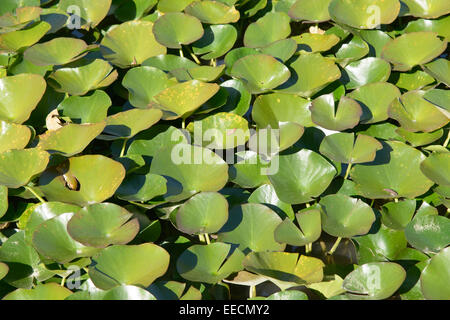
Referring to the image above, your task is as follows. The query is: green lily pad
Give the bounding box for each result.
[252,93,313,128]
[320,194,375,238]
[342,57,391,89]
[0,185,7,218]
[310,94,362,131]
[149,144,229,202]
[143,54,198,71]
[347,82,401,123]
[0,148,49,189]
[401,0,450,18]
[114,0,158,21]
[381,32,447,71]
[351,141,434,199]
[224,47,259,74]
[59,0,112,28]
[319,132,383,164]
[307,275,345,299]
[266,290,308,300]
[0,1,40,17]
[24,37,88,66]
[116,173,167,202]
[0,262,8,281]
[192,24,238,60]
[0,121,31,153]
[148,280,201,300]
[32,212,100,263]
[397,128,444,147]
[395,69,436,91]
[335,35,370,66]
[243,252,325,290]
[0,21,51,53]
[329,0,400,29]
[157,0,196,12]
[268,149,337,204]
[186,112,249,149]
[48,59,118,96]
[343,262,406,300]
[176,192,228,235]
[89,243,170,290]
[420,246,450,299]
[388,90,449,133]
[154,80,219,119]
[248,184,294,220]
[3,283,72,300]
[0,73,46,124]
[57,90,111,123]
[293,33,340,53]
[101,108,162,140]
[424,58,450,86]
[405,215,450,253]
[276,53,341,97]
[100,21,167,68]
[381,199,416,230]
[420,152,450,186]
[258,38,297,62]
[288,0,332,22]
[404,15,450,40]
[176,242,244,284]
[231,54,291,94]
[228,151,271,188]
[101,285,156,300]
[218,203,285,253]
[424,88,450,111]
[184,1,240,24]
[218,79,251,116]
[243,12,291,48]
[67,203,139,248]
[37,122,106,157]
[153,12,204,49]
[274,206,322,246]
[39,155,125,206]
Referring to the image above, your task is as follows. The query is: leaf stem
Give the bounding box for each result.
[204,233,211,245]
[443,129,450,148]
[198,233,205,243]
[394,198,399,203]
[305,243,312,253]
[179,47,184,58]
[249,285,256,299]
[344,163,352,180]
[210,59,217,67]
[119,138,128,157]
[181,119,186,129]
[61,276,66,287]
[24,186,46,203]
[370,199,375,207]
[328,237,342,255]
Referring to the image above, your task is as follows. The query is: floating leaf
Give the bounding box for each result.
[192,24,237,60]
[89,243,170,290]
[420,152,450,186]
[404,215,450,253]
[59,0,112,28]
[248,184,294,220]
[424,58,450,86]
[420,247,450,300]
[288,0,332,22]
[0,121,31,153]
[381,199,416,230]
[57,90,111,123]
[24,37,88,66]
[0,21,51,53]
[293,33,340,53]
[3,283,72,300]
[401,0,450,19]
[243,12,291,48]
[341,57,391,89]
[184,1,240,24]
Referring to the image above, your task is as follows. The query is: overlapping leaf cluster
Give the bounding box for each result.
[0,0,448,300]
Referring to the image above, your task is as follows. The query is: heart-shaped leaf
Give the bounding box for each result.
[184,1,240,24]
[0,121,31,153]
[424,58,450,86]
[288,0,332,22]
[400,0,450,19]
[24,37,88,66]
[59,0,111,28]
[192,24,238,60]
[57,90,111,124]
[88,243,170,290]
[116,173,168,203]
[293,33,340,53]
[0,21,50,53]
[243,12,291,48]
[420,246,450,299]
[341,57,391,89]
[405,215,450,253]
[381,199,416,230]
[248,184,294,220]
[67,203,139,248]
[420,152,450,186]
[3,283,72,300]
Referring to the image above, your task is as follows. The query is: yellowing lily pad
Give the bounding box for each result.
[0,121,31,153]
[184,1,240,24]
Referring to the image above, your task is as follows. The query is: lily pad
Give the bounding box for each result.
[252,93,313,128]
[243,252,325,290]
[319,132,383,164]
[343,262,406,300]
[57,90,111,123]
[404,215,450,253]
[67,203,139,248]
[37,122,106,157]
[341,57,391,89]
[116,173,168,202]
[0,73,46,124]
[3,283,72,300]
[258,38,297,62]
[388,90,449,133]
[243,12,291,48]
[89,243,170,290]
[381,199,416,230]
[0,121,31,153]
[268,149,337,204]
[381,32,447,71]
[157,0,196,12]
[293,33,340,53]
[310,94,362,131]
[48,59,118,96]
[192,24,238,60]
[274,206,322,246]
[228,151,271,188]
[420,246,450,299]
[218,203,285,253]
[149,144,229,202]
[320,194,376,238]
[176,192,228,235]
[59,0,112,28]
[401,0,450,19]
[184,1,240,24]
[351,141,434,199]
[39,155,125,206]
[154,80,220,119]
[153,12,204,49]
[335,35,370,66]
[0,21,51,53]
[248,184,294,220]
[276,53,341,97]
[420,152,450,186]
[288,0,332,22]
[100,21,167,68]
[329,0,401,29]
[24,37,88,66]
[424,58,450,86]
[176,242,244,284]
[347,82,401,123]
[0,148,49,189]
[231,54,291,94]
